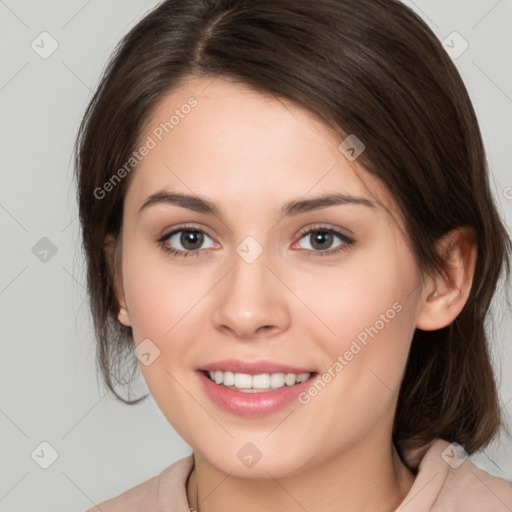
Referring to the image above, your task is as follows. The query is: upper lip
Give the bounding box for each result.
[198,359,316,375]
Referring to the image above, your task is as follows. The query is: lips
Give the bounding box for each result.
[198,358,316,375]
[196,369,318,416]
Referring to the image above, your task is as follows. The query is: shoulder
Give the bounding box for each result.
[85,455,195,512]
[398,438,512,511]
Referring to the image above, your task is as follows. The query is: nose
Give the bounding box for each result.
[211,248,291,340]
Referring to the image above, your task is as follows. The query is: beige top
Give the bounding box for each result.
[86,438,512,511]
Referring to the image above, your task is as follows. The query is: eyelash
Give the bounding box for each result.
[157,224,355,259]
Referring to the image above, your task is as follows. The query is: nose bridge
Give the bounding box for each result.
[212,239,290,338]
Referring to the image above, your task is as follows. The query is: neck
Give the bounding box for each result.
[186,434,415,512]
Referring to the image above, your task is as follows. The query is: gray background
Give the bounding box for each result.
[1,1,511,510]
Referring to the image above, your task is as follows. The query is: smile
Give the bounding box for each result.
[196,364,319,417]
[204,370,312,392]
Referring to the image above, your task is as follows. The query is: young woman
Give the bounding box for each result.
[76,0,512,510]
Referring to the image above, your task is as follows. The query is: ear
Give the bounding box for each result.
[104,234,132,327]
[415,226,477,331]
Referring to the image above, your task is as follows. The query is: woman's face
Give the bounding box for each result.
[116,76,426,477]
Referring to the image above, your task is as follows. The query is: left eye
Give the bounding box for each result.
[295,227,353,254]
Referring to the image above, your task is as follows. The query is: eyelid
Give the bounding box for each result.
[157,223,216,242]
[294,223,353,240]
[157,223,352,243]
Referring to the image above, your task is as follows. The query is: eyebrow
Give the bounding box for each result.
[138,191,376,217]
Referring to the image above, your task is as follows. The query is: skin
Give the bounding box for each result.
[111,76,477,512]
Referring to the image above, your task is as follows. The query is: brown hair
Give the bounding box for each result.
[74,0,511,455]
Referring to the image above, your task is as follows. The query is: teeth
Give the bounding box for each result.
[234,373,252,388]
[207,370,312,391]
[253,374,270,388]
[222,371,235,386]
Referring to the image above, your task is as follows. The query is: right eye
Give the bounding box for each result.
[158,226,217,258]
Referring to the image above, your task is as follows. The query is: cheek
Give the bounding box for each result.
[297,241,419,412]
[120,248,220,408]
[294,240,417,353]
[122,245,208,343]
[121,250,208,430]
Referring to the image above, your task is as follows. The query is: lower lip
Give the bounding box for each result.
[196,370,318,417]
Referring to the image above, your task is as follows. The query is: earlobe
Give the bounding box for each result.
[415,227,477,331]
[118,306,132,327]
[104,234,132,327]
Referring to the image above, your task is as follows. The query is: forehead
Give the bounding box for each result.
[125,76,397,220]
